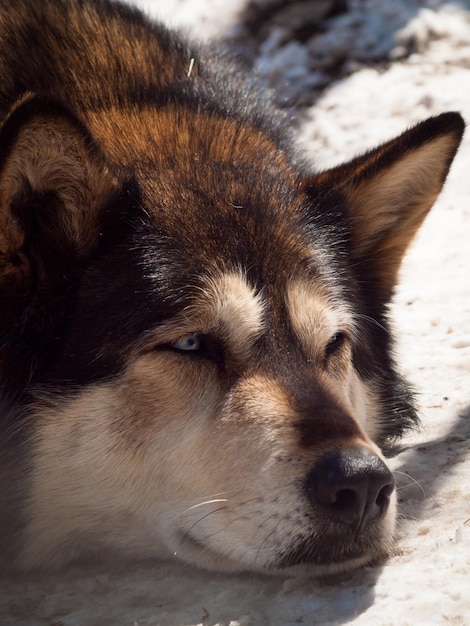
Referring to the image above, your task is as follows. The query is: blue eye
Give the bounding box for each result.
[170,334,201,351]
[162,333,225,367]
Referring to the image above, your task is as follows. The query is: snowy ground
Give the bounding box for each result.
[1,1,469,624]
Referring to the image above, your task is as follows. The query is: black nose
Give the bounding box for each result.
[306,446,395,530]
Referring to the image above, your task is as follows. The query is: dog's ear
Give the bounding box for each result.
[0,93,120,386]
[305,113,464,302]
[0,93,120,287]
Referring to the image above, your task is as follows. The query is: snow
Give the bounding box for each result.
[1,1,469,624]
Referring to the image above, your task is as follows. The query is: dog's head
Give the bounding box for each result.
[0,94,463,573]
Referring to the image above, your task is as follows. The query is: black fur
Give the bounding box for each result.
[0,0,464,573]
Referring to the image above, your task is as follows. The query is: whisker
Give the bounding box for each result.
[192,491,230,500]
[173,491,230,520]
[185,498,229,512]
[394,470,426,497]
[255,514,283,564]
[354,312,388,333]
[181,496,267,546]
[396,512,420,525]
[180,506,229,542]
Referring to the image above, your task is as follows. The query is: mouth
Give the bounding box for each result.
[274,542,382,574]
[173,529,384,576]
[173,530,250,573]
[273,522,392,573]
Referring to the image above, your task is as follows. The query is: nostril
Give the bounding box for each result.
[306,446,395,529]
[332,488,359,513]
[377,482,394,509]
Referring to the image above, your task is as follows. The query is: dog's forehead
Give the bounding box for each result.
[139,179,326,286]
[133,108,310,246]
[133,136,353,344]
[137,182,351,312]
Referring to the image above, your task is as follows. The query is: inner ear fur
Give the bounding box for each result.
[0,93,120,290]
[306,112,465,301]
[0,93,121,387]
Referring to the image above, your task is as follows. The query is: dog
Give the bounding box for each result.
[0,0,464,575]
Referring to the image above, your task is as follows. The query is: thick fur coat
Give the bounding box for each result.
[0,0,464,574]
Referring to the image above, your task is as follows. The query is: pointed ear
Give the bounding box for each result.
[305,113,464,301]
[0,93,120,291]
[0,93,121,386]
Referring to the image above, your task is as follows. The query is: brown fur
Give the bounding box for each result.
[0,0,464,575]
